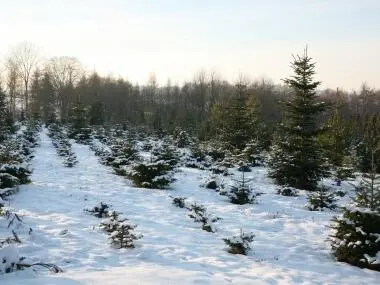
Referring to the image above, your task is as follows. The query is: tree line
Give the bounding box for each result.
[0,42,379,173]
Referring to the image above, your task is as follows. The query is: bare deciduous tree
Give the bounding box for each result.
[46,56,83,120]
[4,58,21,119]
[8,42,39,116]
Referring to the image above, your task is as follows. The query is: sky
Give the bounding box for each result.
[0,0,379,90]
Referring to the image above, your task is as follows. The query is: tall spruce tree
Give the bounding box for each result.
[269,49,327,191]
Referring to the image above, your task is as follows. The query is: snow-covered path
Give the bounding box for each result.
[2,129,380,284]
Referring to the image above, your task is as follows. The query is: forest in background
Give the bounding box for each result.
[1,42,380,178]
[0,42,379,136]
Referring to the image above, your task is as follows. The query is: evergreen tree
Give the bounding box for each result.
[69,100,91,142]
[269,49,327,191]
[29,69,42,120]
[0,87,10,142]
[307,185,337,211]
[356,115,380,173]
[330,153,380,271]
[89,100,105,125]
[221,170,257,204]
[320,91,354,185]
[40,72,56,124]
[211,83,260,151]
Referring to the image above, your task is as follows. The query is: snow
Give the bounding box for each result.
[0,246,21,274]
[1,128,380,284]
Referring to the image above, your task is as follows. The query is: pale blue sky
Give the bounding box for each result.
[0,0,379,90]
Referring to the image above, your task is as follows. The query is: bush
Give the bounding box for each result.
[330,163,380,271]
[188,203,221,233]
[100,211,122,233]
[109,221,142,249]
[152,142,179,170]
[85,202,110,218]
[0,141,31,189]
[205,179,218,190]
[100,211,142,249]
[49,125,78,167]
[223,230,255,255]
[330,208,380,271]
[173,128,192,148]
[222,173,257,205]
[128,161,175,189]
[277,186,299,197]
[170,196,187,209]
[307,186,337,211]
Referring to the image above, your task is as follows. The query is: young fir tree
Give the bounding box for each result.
[356,115,380,173]
[307,185,337,211]
[321,90,354,185]
[40,72,56,124]
[69,100,91,142]
[330,150,380,271]
[211,83,260,152]
[269,49,327,191]
[89,100,105,126]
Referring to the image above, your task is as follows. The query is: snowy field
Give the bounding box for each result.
[1,129,380,285]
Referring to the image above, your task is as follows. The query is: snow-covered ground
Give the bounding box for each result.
[1,129,380,284]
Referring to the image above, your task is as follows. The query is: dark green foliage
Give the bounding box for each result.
[205,179,218,190]
[173,127,192,148]
[69,101,92,143]
[355,173,380,212]
[223,230,255,255]
[330,209,380,271]
[222,171,256,205]
[319,93,353,183]
[205,143,226,162]
[0,173,19,189]
[170,196,187,208]
[0,140,32,189]
[277,187,299,197]
[330,152,380,271]
[210,83,261,151]
[188,203,221,233]
[0,87,11,143]
[307,186,337,211]
[48,124,78,167]
[89,100,105,126]
[152,141,179,170]
[85,202,110,218]
[269,49,327,191]
[99,207,143,249]
[241,139,266,167]
[1,165,31,186]
[109,221,142,249]
[128,161,175,189]
[40,73,56,124]
[20,122,40,161]
[100,211,122,233]
[109,138,140,168]
[334,160,355,186]
[355,115,380,173]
